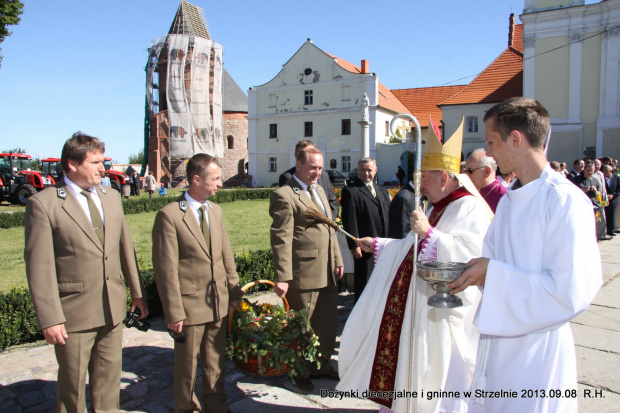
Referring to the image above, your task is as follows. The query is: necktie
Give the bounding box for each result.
[367,183,377,197]
[309,185,325,216]
[80,190,105,246]
[199,205,211,252]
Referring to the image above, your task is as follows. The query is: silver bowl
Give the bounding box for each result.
[416,261,468,308]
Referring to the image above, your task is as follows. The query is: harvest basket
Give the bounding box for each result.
[226,280,320,378]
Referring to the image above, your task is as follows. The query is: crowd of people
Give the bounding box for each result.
[550,157,620,240]
[22,97,604,413]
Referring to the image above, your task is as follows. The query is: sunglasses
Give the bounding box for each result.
[168,329,189,343]
[464,166,485,174]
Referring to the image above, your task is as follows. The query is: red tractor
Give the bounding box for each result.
[41,157,65,183]
[0,153,55,205]
[103,157,127,192]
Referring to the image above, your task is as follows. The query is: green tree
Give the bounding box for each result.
[0,0,24,68]
[1,147,26,154]
[128,149,144,164]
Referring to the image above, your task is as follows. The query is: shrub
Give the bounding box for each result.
[0,287,42,349]
[0,211,25,229]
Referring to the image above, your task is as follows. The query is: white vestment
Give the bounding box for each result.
[468,166,602,413]
[338,194,491,413]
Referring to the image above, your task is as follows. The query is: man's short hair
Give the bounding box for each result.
[574,159,584,166]
[358,157,377,167]
[294,140,315,156]
[550,161,560,171]
[296,146,322,163]
[186,153,221,183]
[602,164,613,173]
[61,131,105,171]
[467,148,497,172]
[484,97,550,150]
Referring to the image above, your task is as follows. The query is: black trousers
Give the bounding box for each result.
[353,252,375,304]
[605,204,616,235]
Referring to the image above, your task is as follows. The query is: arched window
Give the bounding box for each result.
[227,135,234,149]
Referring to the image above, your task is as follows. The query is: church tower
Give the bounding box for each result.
[145,1,249,187]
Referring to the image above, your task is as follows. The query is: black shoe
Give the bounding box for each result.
[294,376,314,391]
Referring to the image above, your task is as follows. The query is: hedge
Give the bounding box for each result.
[0,211,25,229]
[0,187,276,229]
[0,249,275,351]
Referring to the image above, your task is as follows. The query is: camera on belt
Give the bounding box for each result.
[124,307,150,331]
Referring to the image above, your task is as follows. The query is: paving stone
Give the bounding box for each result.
[576,346,620,394]
[17,390,44,407]
[23,399,56,413]
[579,383,620,413]
[2,405,22,413]
[142,400,168,413]
[127,382,149,398]
[573,304,620,332]
[121,398,147,411]
[0,387,16,402]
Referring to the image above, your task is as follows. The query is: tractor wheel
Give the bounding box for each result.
[15,184,37,206]
[111,180,121,193]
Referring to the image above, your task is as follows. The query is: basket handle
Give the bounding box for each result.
[228,279,290,334]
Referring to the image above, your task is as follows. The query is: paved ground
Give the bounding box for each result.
[1,236,619,412]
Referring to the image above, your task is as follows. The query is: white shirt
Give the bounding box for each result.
[293,174,327,216]
[64,176,105,225]
[185,192,211,228]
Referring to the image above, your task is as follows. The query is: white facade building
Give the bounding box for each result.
[248,40,410,187]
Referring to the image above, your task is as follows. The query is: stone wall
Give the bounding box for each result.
[222,111,251,187]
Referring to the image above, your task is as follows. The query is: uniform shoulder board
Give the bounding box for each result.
[316,186,322,192]
[179,200,188,212]
[292,187,301,195]
[98,185,107,194]
[57,188,67,199]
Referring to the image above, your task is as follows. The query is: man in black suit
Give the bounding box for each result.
[567,159,585,183]
[388,180,416,239]
[603,165,620,237]
[279,140,338,219]
[132,171,141,196]
[341,157,390,302]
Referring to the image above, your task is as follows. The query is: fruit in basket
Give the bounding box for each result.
[247,321,261,331]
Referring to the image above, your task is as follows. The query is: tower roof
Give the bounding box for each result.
[223,69,248,113]
[169,1,211,39]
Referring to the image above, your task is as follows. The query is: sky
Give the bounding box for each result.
[0,0,536,163]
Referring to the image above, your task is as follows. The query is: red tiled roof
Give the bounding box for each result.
[325,52,411,115]
[441,24,523,106]
[440,49,522,105]
[392,85,466,127]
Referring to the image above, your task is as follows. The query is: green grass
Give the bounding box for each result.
[0,199,272,293]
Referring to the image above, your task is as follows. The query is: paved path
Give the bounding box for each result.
[1,237,619,412]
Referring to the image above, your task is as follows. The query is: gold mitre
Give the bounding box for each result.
[421,116,464,175]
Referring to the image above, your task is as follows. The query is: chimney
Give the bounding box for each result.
[508,13,515,48]
[361,59,369,74]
